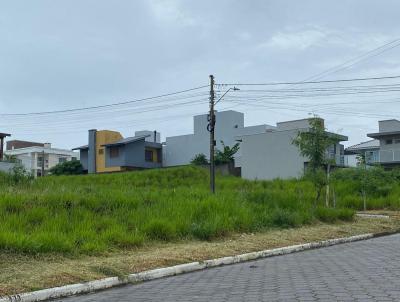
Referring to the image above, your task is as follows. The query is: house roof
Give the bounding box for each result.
[72,145,89,150]
[367,131,400,138]
[346,139,380,151]
[102,135,150,147]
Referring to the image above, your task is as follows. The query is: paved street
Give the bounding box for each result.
[58,234,400,301]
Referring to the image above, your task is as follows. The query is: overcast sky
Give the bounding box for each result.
[1,0,400,149]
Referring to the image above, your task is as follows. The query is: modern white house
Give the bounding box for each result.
[238,118,347,180]
[345,119,400,168]
[5,143,79,177]
[163,110,347,180]
[164,110,276,168]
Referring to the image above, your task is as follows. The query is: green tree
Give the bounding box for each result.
[190,153,209,166]
[292,117,340,205]
[49,160,83,175]
[215,141,240,165]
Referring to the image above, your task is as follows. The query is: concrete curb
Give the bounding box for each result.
[356,213,390,219]
[0,233,378,302]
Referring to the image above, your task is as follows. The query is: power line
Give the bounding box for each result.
[217,74,400,87]
[1,84,209,117]
[303,38,400,81]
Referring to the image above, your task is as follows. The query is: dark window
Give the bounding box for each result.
[72,157,77,161]
[98,148,104,155]
[145,150,153,162]
[58,158,67,163]
[386,139,393,145]
[110,147,119,158]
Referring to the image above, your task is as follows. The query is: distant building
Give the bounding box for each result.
[365,119,400,168]
[74,129,162,174]
[238,118,347,180]
[164,110,275,167]
[0,132,13,173]
[0,132,11,161]
[344,140,380,167]
[5,143,79,177]
[6,140,44,150]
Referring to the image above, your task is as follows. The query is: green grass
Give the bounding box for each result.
[0,166,370,255]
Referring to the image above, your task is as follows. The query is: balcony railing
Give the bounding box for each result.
[373,150,400,164]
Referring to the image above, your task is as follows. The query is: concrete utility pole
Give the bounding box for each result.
[208,75,216,193]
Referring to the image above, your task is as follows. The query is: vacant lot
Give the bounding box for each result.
[1,217,399,296]
[0,167,357,255]
[2,166,400,295]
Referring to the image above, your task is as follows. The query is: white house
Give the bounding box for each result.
[238,118,347,180]
[5,143,79,177]
[163,110,275,167]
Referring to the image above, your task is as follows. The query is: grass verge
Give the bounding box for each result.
[1,216,399,296]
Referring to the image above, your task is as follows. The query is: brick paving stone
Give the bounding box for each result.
[56,234,400,302]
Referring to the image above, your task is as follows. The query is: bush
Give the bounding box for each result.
[49,160,83,176]
[190,154,209,166]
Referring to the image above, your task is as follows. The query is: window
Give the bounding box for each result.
[98,148,104,155]
[37,156,43,168]
[58,158,67,164]
[110,147,119,158]
[72,157,77,161]
[385,139,393,145]
[394,139,400,144]
[145,150,153,162]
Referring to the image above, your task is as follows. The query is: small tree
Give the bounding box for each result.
[9,163,33,184]
[292,117,340,205]
[49,160,83,175]
[190,153,209,166]
[215,141,240,165]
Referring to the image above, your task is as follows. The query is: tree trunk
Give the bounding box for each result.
[362,190,367,211]
[325,164,330,207]
[333,187,336,208]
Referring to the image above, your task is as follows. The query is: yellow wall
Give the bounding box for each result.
[96,130,123,173]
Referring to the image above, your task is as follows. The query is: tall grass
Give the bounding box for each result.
[0,167,359,255]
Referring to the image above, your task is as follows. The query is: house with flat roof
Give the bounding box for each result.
[238,118,347,180]
[5,143,79,177]
[74,129,162,173]
[362,119,400,167]
[164,110,276,168]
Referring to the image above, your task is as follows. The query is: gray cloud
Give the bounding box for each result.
[0,0,399,148]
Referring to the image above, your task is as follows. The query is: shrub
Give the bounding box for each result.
[49,160,84,175]
[190,154,209,166]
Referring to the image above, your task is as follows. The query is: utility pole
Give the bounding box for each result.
[208,75,216,193]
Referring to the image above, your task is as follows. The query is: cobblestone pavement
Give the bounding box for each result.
[57,234,400,301]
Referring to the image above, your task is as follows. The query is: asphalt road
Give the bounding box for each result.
[57,234,400,301]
